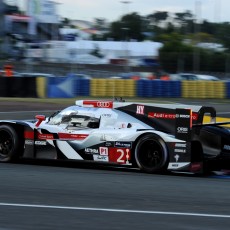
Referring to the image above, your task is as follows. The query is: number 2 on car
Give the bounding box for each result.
[109,148,131,164]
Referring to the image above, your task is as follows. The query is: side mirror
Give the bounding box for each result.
[35,115,46,128]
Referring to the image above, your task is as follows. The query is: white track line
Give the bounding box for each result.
[0,202,229,218]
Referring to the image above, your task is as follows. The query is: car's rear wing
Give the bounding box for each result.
[175,108,192,141]
[175,107,230,141]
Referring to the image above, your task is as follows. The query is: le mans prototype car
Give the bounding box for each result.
[0,99,230,174]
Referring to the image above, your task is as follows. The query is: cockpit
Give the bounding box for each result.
[47,106,100,129]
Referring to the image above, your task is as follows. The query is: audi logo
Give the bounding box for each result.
[97,102,111,107]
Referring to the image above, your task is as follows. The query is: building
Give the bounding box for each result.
[25,40,163,65]
[0,0,60,59]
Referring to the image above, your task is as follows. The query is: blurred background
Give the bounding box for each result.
[0,0,230,99]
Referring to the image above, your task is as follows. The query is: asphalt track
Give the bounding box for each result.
[0,99,230,229]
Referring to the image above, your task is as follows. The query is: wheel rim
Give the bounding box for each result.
[0,130,14,159]
[137,139,166,171]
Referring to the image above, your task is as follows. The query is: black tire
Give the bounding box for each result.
[0,125,21,162]
[135,134,168,173]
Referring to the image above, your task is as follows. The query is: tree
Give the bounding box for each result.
[146,11,168,26]
[174,11,194,34]
[214,22,230,51]
[105,12,144,41]
[93,18,108,31]
[60,18,71,28]
[158,33,194,72]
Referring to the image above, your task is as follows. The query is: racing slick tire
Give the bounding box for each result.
[0,125,22,162]
[134,134,168,173]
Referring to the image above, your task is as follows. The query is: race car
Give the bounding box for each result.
[0,99,230,174]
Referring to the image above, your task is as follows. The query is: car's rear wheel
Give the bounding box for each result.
[0,125,21,162]
[135,134,168,173]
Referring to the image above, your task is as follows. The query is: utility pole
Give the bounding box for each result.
[120,1,131,72]
[193,0,201,72]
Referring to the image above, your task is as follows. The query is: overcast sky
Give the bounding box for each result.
[18,0,227,23]
[56,0,227,22]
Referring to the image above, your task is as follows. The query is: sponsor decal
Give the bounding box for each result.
[177,127,188,134]
[174,154,179,162]
[136,105,144,115]
[104,142,113,147]
[97,102,111,108]
[99,147,108,156]
[175,149,186,153]
[115,141,132,148]
[168,162,190,169]
[35,141,47,146]
[25,140,33,145]
[101,114,112,118]
[174,143,187,154]
[93,155,109,162]
[175,143,187,148]
[175,108,192,141]
[178,114,190,118]
[38,133,54,140]
[148,112,176,119]
[148,112,198,120]
[58,133,89,140]
[83,100,113,108]
[85,148,99,154]
[223,145,230,151]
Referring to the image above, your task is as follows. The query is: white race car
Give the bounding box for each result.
[0,99,229,174]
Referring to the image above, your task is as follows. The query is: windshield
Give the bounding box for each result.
[47,106,100,129]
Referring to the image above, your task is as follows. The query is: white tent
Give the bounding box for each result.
[66,40,163,58]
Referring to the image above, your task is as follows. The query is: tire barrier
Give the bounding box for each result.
[0,76,229,99]
[137,80,181,98]
[47,75,90,98]
[90,79,136,97]
[182,81,225,99]
[36,77,47,98]
[0,77,37,97]
[47,76,75,98]
[73,79,90,96]
[226,81,230,99]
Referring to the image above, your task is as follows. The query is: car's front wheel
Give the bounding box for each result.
[0,125,21,162]
[135,134,168,173]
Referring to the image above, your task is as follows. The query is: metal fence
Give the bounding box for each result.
[0,59,229,80]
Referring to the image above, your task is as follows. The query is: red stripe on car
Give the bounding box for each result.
[58,133,89,140]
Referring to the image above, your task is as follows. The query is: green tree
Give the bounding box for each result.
[146,11,168,26]
[105,13,144,41]
[158,33,194,72]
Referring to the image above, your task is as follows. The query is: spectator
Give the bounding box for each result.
[4,64,13,77]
